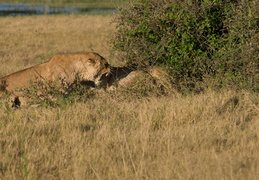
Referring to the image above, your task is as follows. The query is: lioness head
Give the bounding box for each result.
[75,52,110,87]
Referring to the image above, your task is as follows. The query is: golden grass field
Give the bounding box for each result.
[0,15,116,77]
[0,15,259,179]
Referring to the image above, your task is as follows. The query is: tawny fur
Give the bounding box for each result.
[103,66,166,90]
[0,52,110,106]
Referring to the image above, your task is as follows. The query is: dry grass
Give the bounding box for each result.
[0,15,116,77]
[1,90,259,179]
[0,15,259,179]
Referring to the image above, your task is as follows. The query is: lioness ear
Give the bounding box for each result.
[87,58,96,64]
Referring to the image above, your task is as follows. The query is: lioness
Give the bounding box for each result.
[103,66,167,90]
[0,52,110,106]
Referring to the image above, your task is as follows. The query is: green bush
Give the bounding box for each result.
[113,0,258,91]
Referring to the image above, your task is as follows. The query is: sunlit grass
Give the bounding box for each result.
[1,89,259,179]
[0,15,116,76]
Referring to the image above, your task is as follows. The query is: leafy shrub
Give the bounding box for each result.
[113,0,258,91]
